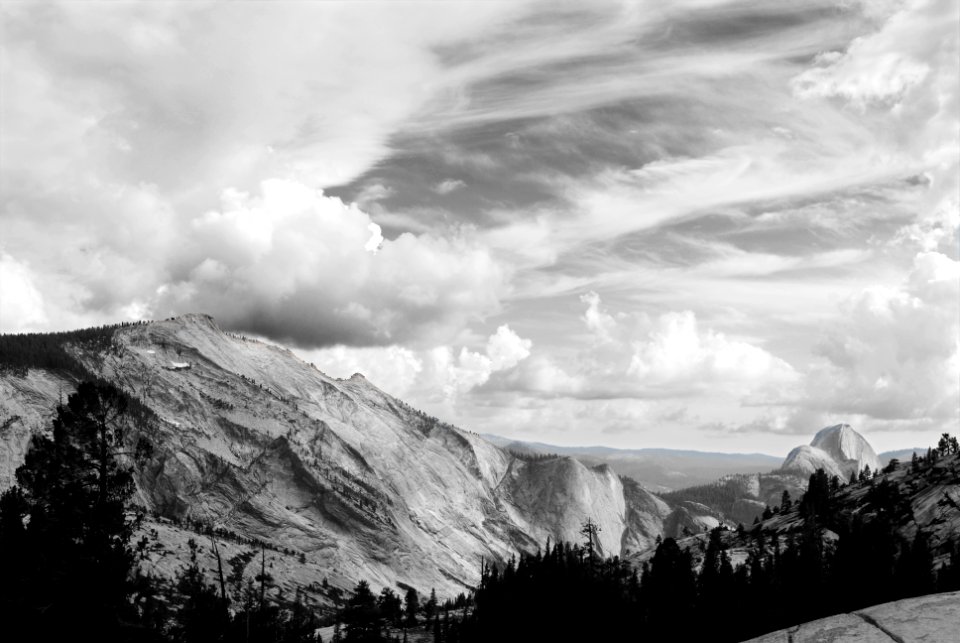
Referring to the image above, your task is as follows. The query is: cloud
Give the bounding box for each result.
[301,324,532,402]
[803,251,959,423]
[499,293,796,400]
[2,0,956,455]
[159,179,503,347]
[0,254,47,332]
[791,0,959,256]
[792,48,929,110]
[433,179,466,195]
[734,250,960,436]
[1,1,536,193]
[354,183,395,209]
[580,291,617,344]
[298,344,424,398]
[627,310,797,386]
[790,0,946,110]
[0,1,529,341]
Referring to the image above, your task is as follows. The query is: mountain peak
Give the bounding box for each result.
[782,424,881,479]
[812,422,853,444]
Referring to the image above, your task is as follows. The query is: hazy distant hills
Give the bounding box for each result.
[879,447,928,464]
[481,434,783,491]
[483,432,925,494]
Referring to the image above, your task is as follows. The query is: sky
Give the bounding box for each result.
[1,0,957,456]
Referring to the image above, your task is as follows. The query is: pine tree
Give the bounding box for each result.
[645,538,696,639]
[173,539,230,642]
[344,580,381,642]
[0,382,148,640]
[404,587,420,627]
[580,518,602,566]
[424,588,438,621]
[378,587,403,625]
[780,490,792,511]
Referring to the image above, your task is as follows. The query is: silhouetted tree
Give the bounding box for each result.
[403,587,420,627]
[0,382,149,640]
[344,580,381,642]
[172,539,230,643]
[378,587,403,626]
[423,588,438,621]
[580,518,602,565]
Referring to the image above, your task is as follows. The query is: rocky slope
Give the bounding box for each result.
[782,424,882,480]
[0,315,668,598]
[631,450,960,575]
[659,470,810,530]
[656,425,885,531]
[743,590,960,642]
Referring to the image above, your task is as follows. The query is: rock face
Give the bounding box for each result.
[782,424,882,479]
[743,590,960,642]
[0,315,667,596]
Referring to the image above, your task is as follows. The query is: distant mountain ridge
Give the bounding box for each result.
[879,447,928,464]
[481,433,782,491]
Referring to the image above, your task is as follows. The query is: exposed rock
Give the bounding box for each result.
[0,315,668,597]
[662,501,724,538]
[782,424,882,479]
[743,590,960,642]
[0,370,64,489]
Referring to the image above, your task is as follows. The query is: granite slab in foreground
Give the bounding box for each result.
[742,591,960,642]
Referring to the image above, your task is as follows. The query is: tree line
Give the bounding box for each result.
[0,323,143,376]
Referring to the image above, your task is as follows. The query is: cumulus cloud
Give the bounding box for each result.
[736,250,960,437]
[627,311,797,387]
[580,292,617,345]
[159,179,503,346]
[790,0,948,110]
[792,48,929,109]
[298,344,424,398]
[500,293,796,400]
[302,324,532,402]
[802,251,959,424]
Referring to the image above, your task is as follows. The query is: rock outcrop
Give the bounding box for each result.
[782,424,882,479]
[743,590,960,642]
